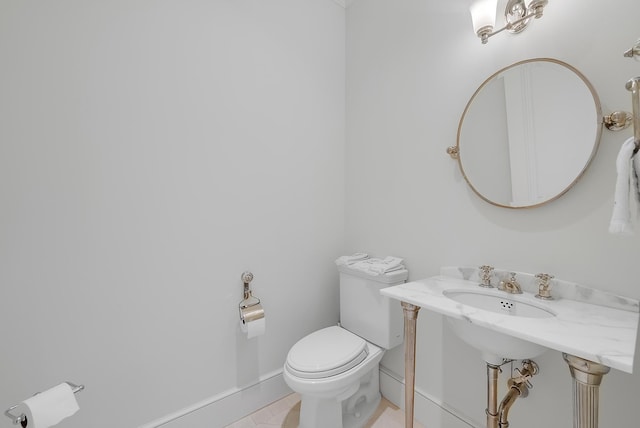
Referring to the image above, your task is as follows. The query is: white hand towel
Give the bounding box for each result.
[335,253,369,266]
[349,257,405,276]
[368,256,405,274]
[633,148,640,206]
[609,137,638,234]
[21,383,79,428]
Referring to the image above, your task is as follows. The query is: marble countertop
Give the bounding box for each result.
[380,269,639,374]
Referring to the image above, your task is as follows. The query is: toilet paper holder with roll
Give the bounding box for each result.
[4,381,84,427]
[239,271,264,324]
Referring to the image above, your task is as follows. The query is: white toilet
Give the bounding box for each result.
[283,263,408,428]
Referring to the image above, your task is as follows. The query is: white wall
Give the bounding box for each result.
[346,0,640,427]
[0,1,345,427]
[5,1,640,427]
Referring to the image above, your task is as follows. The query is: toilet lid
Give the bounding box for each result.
[286,326,368,379]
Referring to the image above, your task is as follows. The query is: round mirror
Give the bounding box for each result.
[456,58,603,208]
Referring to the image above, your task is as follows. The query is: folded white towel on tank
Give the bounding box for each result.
[335,253,369,266]
[349,256,405,276]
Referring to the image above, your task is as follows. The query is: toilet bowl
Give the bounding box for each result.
[284,326,384,428]
[283,260,408,428]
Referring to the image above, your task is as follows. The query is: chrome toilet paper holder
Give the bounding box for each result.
[239,271,264,324]
[4,381,84,427]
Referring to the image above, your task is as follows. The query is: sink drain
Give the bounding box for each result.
[500,299,515,313]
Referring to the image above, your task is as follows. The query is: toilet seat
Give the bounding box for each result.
[286,326,369,379]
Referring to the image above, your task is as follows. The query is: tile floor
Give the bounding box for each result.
[224,393,425,428]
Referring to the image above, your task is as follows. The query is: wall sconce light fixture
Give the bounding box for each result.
[470,0,548,44]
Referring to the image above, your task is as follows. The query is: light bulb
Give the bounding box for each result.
[470,0,497,35]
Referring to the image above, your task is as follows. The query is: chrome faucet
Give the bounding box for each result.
[499,272,522,294]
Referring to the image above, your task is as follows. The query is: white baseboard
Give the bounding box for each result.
[138,365,478,428]
[379,366,479,428]
[137,369,291,428]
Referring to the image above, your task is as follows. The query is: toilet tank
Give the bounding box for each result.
[338,265,408,349]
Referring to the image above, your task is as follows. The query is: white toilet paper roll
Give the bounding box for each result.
[241,317,266,339]
[22,383,79,428]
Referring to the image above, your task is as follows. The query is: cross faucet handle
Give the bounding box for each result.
[478,265,494,288]
[535,273,554,300]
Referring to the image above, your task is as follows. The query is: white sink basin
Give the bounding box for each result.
[442,289,556,364]
[443,289,555,318]
[380,270,639,373]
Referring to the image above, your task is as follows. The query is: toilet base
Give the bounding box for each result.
[342,391,381,428]
[298,366,381,428]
